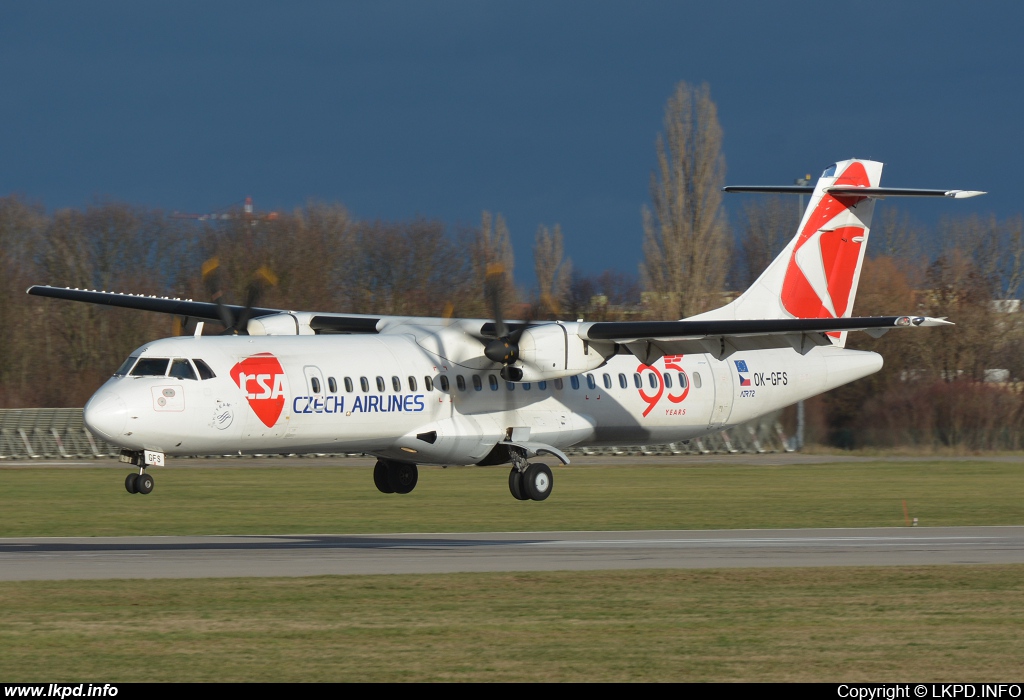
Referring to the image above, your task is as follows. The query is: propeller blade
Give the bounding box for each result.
[201,257,238,332]
[234,266,278,334]
[485,262,507,338]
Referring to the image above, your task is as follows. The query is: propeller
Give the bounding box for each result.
[481,263,530,381]
[201,257,278,335]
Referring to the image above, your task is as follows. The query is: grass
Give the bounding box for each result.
[2,459,1022,682]
[1,566,1022,682]
[0,460,1022,537]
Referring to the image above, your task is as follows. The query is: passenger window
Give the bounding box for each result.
[472,375,482,391]
[523,383,531,390]
[634,373,642,389]
[678,372,688,389]
[311,377,321,394]
[489,375,499,390]
[439,375,450,392]
[538,381,547,390]
[693,372,702,389]
[554,378,563,390]
[408,376,418,392]
[424,376,433,391]
[456,375,466,391]
[115,355,139,377]
[344,377,354,393]
[130,358,169,377]
[506,382,515,391]
[618,373,627,389]
[602,373,612,389]
[360,377,370,392]
[392,376,401,391]
[328,377,338,393]
[570,376,580,390]
[193,359,216,380]
[376,376,386,392]
[169,358,198,380]
[648,373,658,389]
[586,374,596,390]
[663,373,673,389]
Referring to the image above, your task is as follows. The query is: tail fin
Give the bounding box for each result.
[696,158,882,347]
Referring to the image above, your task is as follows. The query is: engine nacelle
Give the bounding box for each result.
[246,313,315,335]
[513,323,611,381]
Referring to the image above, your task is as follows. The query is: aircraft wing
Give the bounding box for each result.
[27,285,281,321]
[579,315,952,343]
[25,285,950,343]
[25,285,383,333]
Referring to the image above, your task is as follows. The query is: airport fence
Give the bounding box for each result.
[0,408,794,460]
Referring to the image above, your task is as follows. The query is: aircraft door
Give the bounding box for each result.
[303,365,325,398]
[707,356,734,429]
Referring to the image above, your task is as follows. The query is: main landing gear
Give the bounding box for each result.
[374,459,419,495]
[121,449,160,495]
[508,450,552,502]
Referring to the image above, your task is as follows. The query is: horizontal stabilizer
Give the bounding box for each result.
[723,185,986,199]
[722,185,814,194]
[825,186,986,199]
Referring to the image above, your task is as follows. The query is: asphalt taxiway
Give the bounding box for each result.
[2,526,1023,581]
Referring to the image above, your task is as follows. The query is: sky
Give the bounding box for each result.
[2,1,1022,288]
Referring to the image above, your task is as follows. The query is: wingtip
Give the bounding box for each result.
[915,316,955,327]
[947,190,987,199]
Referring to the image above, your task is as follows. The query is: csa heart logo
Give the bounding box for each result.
[230,353,287,427]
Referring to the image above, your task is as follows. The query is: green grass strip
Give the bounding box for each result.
[1,566,1022,682]
[1,461,1021,537]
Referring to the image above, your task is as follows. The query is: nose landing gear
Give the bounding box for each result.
[121,449,161,495]
[124,469,154,494]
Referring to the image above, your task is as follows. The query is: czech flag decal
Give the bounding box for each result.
[734,359,751,386]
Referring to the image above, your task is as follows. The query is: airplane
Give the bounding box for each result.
[27,158,985,501]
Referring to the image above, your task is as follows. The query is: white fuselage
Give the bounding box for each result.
[83,334,882,465]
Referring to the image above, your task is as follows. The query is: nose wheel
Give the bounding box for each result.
[121,450,161,495]
[124,470,154,495]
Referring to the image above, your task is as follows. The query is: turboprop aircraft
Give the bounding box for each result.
[27,158,984,501]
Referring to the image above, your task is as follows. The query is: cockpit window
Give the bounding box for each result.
[130,358,170,377]
[169,358,198,381]
[822,164,837,178]
[193,359,216,380]
[114,355,140,377]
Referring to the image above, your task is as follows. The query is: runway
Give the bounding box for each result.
[2,526,1023,580]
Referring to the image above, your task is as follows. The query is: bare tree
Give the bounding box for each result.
[735,196,798,290]
[532,223,572,317]
[871,206,924,266]
[641,82,729,319]
[470,211,516,318]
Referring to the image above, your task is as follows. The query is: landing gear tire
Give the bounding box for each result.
[522,463,552,501]
[125,473,138,494]
[373,460,395,494]
[508,468,528,501]
[135,472,154,495]
[388,462,418,495]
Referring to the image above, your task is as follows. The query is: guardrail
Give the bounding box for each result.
[0,408,794,460]
[0,408,120,459]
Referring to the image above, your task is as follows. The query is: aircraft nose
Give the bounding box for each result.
[83,390,128,441]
